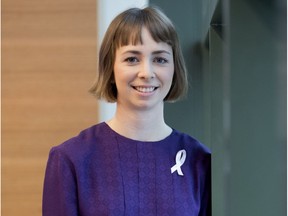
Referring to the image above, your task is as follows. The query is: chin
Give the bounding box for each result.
[131,99,164,111]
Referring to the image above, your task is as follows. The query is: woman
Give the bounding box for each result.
[43,6,211,216]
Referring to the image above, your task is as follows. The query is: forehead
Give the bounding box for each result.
[116,28,173,54]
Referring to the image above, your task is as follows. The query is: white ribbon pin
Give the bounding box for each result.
[171,149,186,176]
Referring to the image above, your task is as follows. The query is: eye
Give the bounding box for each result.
[124,57,139,64]
[154,57,168,64]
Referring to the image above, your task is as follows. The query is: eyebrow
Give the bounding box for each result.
[122,50,172,55]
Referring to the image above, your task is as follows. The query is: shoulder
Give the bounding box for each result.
[171,129,211,157]
[171,129,211,175]
[48,122,108,160]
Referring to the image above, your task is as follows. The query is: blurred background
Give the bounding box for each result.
[2,0,286,215]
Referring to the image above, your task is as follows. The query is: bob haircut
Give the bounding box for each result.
[90,6,188,102]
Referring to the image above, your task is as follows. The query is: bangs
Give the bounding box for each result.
[114,8,175,48]
[115,21,143,48]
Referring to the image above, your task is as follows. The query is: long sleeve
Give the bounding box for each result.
[42,147,79,216]
[198,153,211,216]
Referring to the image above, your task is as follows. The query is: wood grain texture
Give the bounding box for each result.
[2,0,99,215]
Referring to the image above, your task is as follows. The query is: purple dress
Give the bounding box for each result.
[43,122,211,216]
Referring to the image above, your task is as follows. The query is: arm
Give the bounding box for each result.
[199,153,211,216]
[42,147,79,216]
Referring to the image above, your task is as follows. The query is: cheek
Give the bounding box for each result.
[113,64,125,83]
[113,65,135,91]
[165,66,175,84]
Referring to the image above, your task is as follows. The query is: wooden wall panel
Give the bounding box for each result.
[2,0,98,215]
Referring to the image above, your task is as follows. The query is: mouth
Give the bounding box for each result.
[132,86,159,93]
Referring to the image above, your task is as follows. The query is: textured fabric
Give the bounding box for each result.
[42,122,211,216]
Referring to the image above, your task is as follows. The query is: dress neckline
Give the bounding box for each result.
[102,122,175,144]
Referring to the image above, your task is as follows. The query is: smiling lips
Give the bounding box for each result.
[133,86,159,93]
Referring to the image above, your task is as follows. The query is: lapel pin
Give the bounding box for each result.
[171,149,186,176]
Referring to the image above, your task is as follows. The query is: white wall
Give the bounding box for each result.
[97,0,149,122]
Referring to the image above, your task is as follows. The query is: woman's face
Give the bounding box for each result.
[113,27,174,111]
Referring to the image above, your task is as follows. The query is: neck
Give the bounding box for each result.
[107,103,172,141]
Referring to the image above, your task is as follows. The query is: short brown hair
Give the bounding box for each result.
[89,6,188,102]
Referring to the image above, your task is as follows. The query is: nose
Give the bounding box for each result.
[138,60,155,79]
